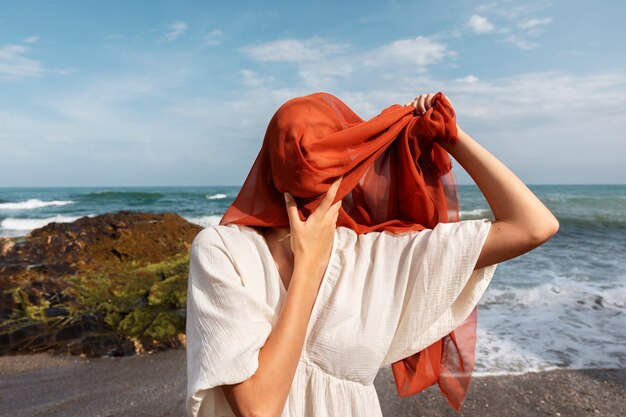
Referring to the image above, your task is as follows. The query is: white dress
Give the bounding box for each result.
[186,218,497,417]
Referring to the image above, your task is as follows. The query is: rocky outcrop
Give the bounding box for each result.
[0,211,202,357]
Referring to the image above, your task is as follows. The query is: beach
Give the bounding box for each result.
[2,0,626,413]
[0,349,623,417]
[1,186,625,416]
[3,185,625,376]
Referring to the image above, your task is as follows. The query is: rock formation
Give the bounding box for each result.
[0,211,202,357]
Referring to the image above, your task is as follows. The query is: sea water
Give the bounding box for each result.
[1,184,624,376]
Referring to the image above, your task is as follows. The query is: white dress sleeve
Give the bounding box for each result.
[186,227,274,417]
[380,218,497,367]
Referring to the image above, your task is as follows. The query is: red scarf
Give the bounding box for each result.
[220,91,475,411]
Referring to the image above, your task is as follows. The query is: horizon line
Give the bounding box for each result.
[1,183,625,189]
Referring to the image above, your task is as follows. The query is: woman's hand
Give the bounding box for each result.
[222,175,344,417]
[405,93,451,116]
[284,176,343,281]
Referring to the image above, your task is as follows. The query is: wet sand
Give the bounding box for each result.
[0,349,623,417]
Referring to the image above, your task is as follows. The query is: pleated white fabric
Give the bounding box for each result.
[186,218,497,417]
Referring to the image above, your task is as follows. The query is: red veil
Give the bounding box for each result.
[220,91,475,412]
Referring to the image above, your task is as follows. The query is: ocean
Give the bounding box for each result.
[0,184,624,376]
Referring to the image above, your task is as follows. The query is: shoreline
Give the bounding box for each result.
[0,350,624,417]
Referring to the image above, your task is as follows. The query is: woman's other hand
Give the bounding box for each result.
[405,93,451,116]
[284,175,343,282]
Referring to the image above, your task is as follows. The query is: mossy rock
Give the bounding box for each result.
[148,273,188,308]
[145,311,185,340]
[116,307,160,337]
[104,311,123,329]
[66,274,115,312]
[65,252,189,315]
[108,270,160,300]
[24,300,52,321]
[2,251,192,356]
[136,252,189,279]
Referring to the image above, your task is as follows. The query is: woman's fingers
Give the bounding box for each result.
[328,181,343,224]
[425,93,434,110]
[315,176,343,214]
[284,192,301,228]
[417,95,427,114]
[327,198,342,222]
[440,93,452,106]
[407,93,440,115]
[285,175,343,225]
[327,176,343,210]
[331,201,341,220]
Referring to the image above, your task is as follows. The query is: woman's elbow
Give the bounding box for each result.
[241,406,282,417]
[222,383,283,417]
[528,215,560,245]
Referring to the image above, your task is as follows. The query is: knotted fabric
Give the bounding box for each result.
[220,91,475,412]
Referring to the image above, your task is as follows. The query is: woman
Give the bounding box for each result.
[186,92,559,417]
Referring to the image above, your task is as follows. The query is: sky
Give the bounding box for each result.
[0,0,624,187]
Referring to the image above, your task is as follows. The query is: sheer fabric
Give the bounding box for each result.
[219,91,477,411]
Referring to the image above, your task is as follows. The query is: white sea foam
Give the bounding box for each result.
[0,199,74,210]
[459,208,490,218]
[473,276,626,375]
[205,193,227,200]
[185,215,223,227]
[0,215,84,232]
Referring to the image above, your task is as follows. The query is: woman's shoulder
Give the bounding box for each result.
[343,225,424,247]
[191,223,256,251]
[334,222,488,261]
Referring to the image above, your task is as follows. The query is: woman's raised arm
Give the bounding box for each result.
[407,93,559,270]
[440,120,559,270]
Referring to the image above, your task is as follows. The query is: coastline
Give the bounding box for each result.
[0,350,623,417]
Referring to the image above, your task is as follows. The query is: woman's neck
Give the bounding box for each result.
[259,226,294,290]
[262,227,292,259]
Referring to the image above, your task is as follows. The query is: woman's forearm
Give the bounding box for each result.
[438,124,559,240]
[222,259,321,417]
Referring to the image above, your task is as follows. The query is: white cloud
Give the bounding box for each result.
[518,17,551,30]
[239,69,274,88]
[259,70,625,182]
[240,37,349,63]
[502,34,540,50]
[203,29,224,46]
[469,14,496,34]
[160,21,188,43]
[0,43,45,80]
[558,49,583,57]
[476,2,498,12]
[446,71,626,121]
[360,36,451,68]
[239,69,626,135]
[456,75,479,83]
[23,36,38,43]
[52,76,161,125]
[497,2,551,21]
[297,62,353,89]
[240,35,451,89]
[0,72,224,185]
[240,37,353,89]
[235,35,624,130]
[169,86,310,148]
[3,63,625,185]
[467,1,552,50]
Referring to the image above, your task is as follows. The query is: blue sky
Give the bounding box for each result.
[1,0,624,186]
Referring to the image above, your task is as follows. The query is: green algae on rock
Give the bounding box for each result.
[0,211,202,357]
